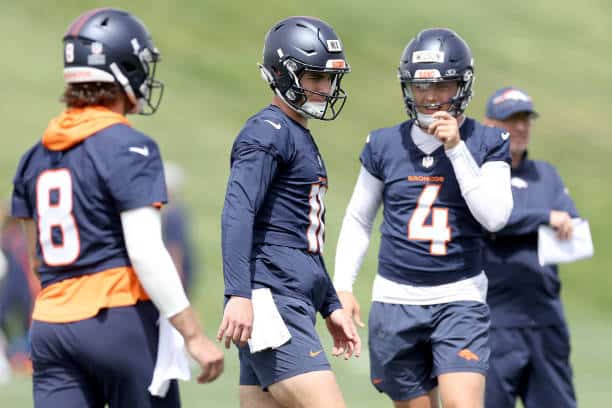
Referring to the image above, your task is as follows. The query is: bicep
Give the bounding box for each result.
[346,166,383,226]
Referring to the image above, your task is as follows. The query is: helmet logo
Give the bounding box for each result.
[91,42,103,54]
[414,69,441,79]
[65,43,75,63]
[493,89,530,104]
[412,50,445,63]
[326,59,346,69]
[326,40,342,52]
[87,41,106,66]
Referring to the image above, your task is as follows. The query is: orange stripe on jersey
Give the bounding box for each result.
[32,266,149,323]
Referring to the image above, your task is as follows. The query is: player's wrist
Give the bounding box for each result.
[443,139,465,156]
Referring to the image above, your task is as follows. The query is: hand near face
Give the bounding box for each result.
[428,111,461,150]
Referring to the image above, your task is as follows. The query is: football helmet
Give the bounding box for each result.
[259,16,350,120]
[398,28,474,127]
[63,8,163,115]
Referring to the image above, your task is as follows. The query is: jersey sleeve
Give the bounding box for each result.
[483,126,511,165]
[98,126,168,212]
[11,151,34,218]
[222,120,289,299]
[232,117,295,163]
[497,162,577,236]
[318,274,342,318]
[497,207,550,236]
[550,164,579,217]
[359,133,383,180]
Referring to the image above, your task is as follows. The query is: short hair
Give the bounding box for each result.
[61,82,126,109]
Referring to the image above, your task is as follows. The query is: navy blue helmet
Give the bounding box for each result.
[398,28,474,124]
[259,16,350,120]
[63,8,163,115]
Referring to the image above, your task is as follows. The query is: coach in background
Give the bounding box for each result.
[483,87,588,408]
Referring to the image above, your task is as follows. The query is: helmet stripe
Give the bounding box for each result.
[65,8,110,37]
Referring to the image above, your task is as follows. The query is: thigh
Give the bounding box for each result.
[438,372,485,408]
[30,320,103,408]
[239,295,330,390]
[268,370,345,408]
[523,325,576,408]
[239,385,284,408]
[430,301,490,377]
[485,328,529,408]
[369,302,437,403]
[392,389,439,408]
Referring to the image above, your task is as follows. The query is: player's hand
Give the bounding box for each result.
[325,308,362,360]
[185,333,224,384]
[549,210,573,240]
[337,291,365,328]
[428,111,460,150]
[217,296,253,349]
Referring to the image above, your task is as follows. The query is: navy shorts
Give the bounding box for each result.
[30,301,180,408]
[369,301,490,402]
[239,294,331,390]
[485,325,576,408]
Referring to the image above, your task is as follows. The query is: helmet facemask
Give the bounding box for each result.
[260,57,349,121]
[399,69,474,127]
[111,44,164,115]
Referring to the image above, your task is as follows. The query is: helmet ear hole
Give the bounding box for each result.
[121,61,138,74]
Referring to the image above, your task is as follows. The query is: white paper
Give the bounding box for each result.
[148,318,191,397]
[538,219,594,266]
[248,288,292,353]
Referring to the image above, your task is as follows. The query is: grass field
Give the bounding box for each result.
[1,0,611,406]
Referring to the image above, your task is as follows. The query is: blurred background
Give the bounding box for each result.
[1,0,610,405]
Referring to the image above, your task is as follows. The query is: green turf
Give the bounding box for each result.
[1,0,611,405]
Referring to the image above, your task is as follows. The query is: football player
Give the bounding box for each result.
[483,87,584,408]
[11,8,223,407]
[217,16,361,408]
[333,28,513,408]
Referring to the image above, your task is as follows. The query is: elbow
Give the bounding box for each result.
[482,216,507,233]
[481,198,513,232]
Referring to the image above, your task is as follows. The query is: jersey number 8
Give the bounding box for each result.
[36,169,81,266]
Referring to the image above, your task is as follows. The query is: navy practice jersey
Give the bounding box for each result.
[484,154,578,327]
[11,124,167,288]
[361,118,510,286]
[222,105,340,316]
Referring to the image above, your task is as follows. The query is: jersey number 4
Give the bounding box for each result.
[36,169,80,265]
[407,184,451,255]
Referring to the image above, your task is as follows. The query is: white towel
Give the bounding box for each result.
[538,218,594,266]
[148,318,191,397]
[0,329,11,385]
[0,250,7,282]
[248,288,292,354]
